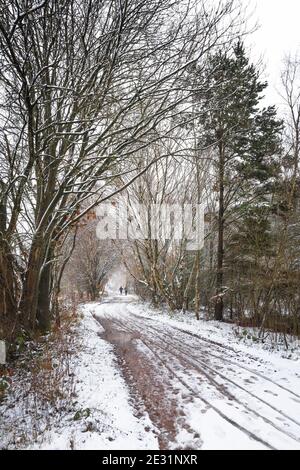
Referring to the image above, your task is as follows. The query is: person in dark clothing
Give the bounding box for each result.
[124,287,128,296]
[119,286,123,295]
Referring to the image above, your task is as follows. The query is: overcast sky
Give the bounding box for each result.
[245,0,300,108]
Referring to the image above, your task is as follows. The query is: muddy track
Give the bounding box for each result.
[123,315,300,429]
[109,316,300,446]
[94,299,300,450]
[98,315,276,449]
[99,317,186,449]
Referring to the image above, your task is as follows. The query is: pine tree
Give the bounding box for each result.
[196,41,283,321]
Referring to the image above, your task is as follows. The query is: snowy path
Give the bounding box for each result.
[93,295,300,450]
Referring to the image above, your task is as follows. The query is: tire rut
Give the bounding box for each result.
[113,316,300,447]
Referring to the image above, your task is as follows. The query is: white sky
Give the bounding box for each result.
[245,0,300,108]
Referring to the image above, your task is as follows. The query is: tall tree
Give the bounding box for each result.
[196,41,282,320]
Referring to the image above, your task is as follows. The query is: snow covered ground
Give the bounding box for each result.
[128,299,300,362]
[30,305,158,450]
[1,294,300,450]
[94,295,300,450]
[0,303,158,450]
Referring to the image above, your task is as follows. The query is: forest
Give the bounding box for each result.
[1,0,299,345]
[0,0,300,452]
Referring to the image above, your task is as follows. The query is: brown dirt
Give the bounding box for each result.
[99,317,196,449]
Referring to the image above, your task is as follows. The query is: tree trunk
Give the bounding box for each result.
[37,260,52,332]
[0,239,17,340]
[89,286,97,301]
[0,185,17,340]
[20,235,45,330]
[194,251,201,320]
[183,254,198,312]
[215,137,225,321]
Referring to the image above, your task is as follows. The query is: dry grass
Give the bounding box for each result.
[0,309,81,449]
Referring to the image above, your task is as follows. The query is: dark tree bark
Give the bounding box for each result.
[0,183,17,340]
[19,235,45,330]
[215,137,225,321]
[0,239,17,340]
[37,256,52,332]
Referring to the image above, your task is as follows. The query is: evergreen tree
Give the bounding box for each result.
[196,42,283,321]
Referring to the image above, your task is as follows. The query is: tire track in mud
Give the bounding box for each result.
[97,316,198,449]
[111,315,300,448]
[140,328,300,444]
[97,314,274,449]
[139,339,275,450]
[126,315,300,429]
[128,309,300,400]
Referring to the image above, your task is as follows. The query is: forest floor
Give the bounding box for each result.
[1,294,300,450]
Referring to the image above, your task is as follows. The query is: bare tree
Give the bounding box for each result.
[281,54,300,195]
[118,135,208,314]
[0,0,242,337]
[63,220,117,301]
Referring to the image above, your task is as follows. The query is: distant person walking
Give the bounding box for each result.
[124,287,128,296]
[119,286,123,295]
